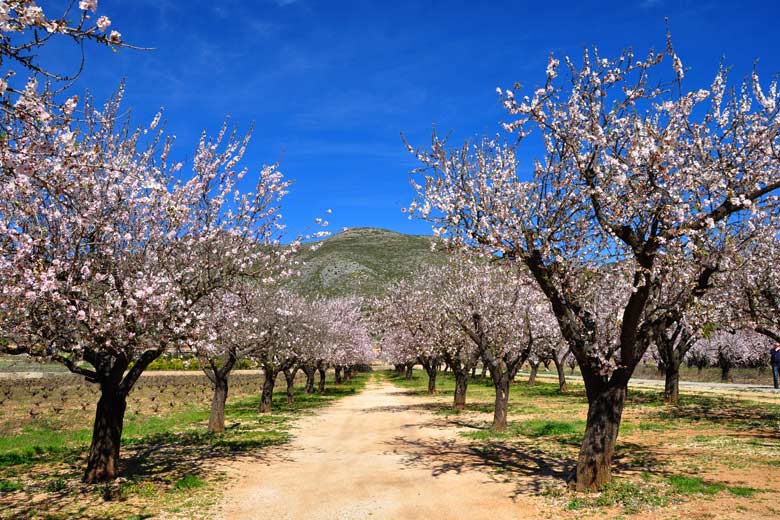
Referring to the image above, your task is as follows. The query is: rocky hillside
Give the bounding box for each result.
[290,227,441,297]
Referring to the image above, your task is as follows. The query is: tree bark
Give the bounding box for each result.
[404,362,414,380]
[663,356,681,404]
[208,374,229,433]
[528,361,539,385]
[419,357,438,394]
[553,356,568,393]
[721,364,731,383]
[575,383,626,491]
[454,370,468,410]
[84,384,127,483]
[317,365,326,393]
[491,371,510,431]
[302,365,316,394]
[335,365,343,384]
[259,368,277,413]
[283,367,297,404]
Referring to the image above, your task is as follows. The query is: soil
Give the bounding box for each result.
[209,377,780,520]
[214,380,543,520]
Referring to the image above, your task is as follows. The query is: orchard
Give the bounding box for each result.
[1,2,780,519]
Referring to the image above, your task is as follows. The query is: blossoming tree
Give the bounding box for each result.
[407,38,780,489]
[0,85,294,482]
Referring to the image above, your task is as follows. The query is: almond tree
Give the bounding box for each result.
[320,296,374,380]
[376,280,442,393]
[0,85,294,482]
[727,225,780,343]
[442,258,557,430]
[537,341,570,392]
[249,289,308,413]
[408,38,780,489]
[687,329,768,382]
[1,0,125,108]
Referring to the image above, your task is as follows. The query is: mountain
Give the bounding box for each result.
[290,227,442,297]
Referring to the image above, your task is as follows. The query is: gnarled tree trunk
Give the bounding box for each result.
[420,357,438,394]
[302,364,316,394]
[404,362,414,380]
[259,367,278,413]
[84,384,127,483]
[283,367,298,404]
[575,382,626,491]
[204,351,238,434]
[454,370,468,409]
[527,361,539,385]
[490,370,511,430]
[81,347,163,483]
[335,365,343,384]
[317,365,327,393]
[553,356,568,393]
[209,374,229,433]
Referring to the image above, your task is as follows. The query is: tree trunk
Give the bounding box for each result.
[404,363,413,380]
[575,383,626,491]
[454,370,468,410]
[317,366,326,393]
[491,371,510,431]
[303,365,316,394]
[663,357,681,404]
[425,366,437,394]
[283,368,297,405]
[259,368,277,413]
[553,357,568,393]
[208,374,229,433]
[426,370,436,394]
[721,364,731,382]
[335,366,343,384]
[84,385,127,483]
[480,364,487,378]
[528,362,539,385]
[470,365,477,378]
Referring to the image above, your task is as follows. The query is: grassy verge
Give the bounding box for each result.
[0,371,369,519]
[383,368,777,517]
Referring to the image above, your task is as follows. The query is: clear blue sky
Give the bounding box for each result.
[43,0,780,237]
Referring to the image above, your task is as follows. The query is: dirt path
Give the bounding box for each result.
[215,378,543,520]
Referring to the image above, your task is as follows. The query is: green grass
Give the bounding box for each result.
[565,479,668,514]
[667,475,758,497]
[0,370,370,519]
[389,367,778,516]
[0,479,23,492]
[172,474,205,491]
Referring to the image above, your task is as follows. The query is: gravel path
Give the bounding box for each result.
[215,379,543,520]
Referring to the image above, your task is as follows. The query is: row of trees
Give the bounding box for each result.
[375,257,563,429]
[405,34,780,491]
[0,1,374,483]
[195,289,373,433]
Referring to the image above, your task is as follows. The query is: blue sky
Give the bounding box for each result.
[40,0,780,237]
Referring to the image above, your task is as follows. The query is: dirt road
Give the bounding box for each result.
[216,378,543,520]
